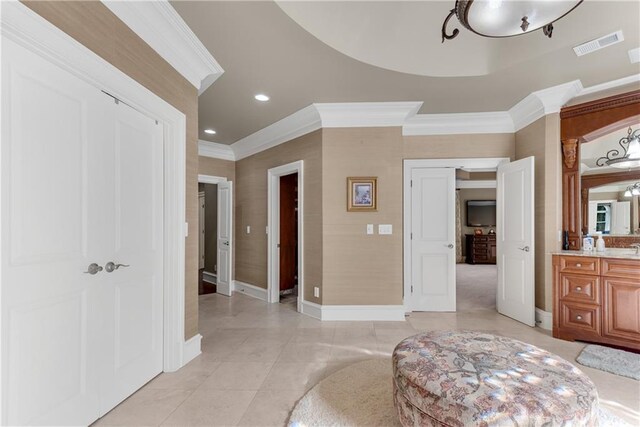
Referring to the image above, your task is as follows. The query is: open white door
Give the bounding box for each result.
[409,168,456,311]
[217,181,233,296]
[497,157,535,326]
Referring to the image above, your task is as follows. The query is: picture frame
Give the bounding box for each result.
[347,177,377,212]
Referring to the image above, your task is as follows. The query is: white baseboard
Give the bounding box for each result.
[202,271,216,284]
[182,333,202,367]
[535,308,552,331]
[322,304,406,321]
[299,301,406,321]
[233,280,268,301]
[300,300,322,320]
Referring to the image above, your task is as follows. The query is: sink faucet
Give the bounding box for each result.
[631,243,640,255]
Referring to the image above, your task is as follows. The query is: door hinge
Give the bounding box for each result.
[410,180,413,187]
[410,232,413,240]
[411,285,414,293]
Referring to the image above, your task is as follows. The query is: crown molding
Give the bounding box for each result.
[232,105,321,161]
[314,102,423,128]
[198,140,235,161]
[403,111,513,136]
[578,73,640,97]
[509,80,583,131]
[102,0,224,94]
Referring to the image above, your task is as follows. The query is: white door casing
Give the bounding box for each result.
[409,168,457,312]
[496,156,535,327]
[1,37,165,425]
[267,161,304,312]
[216,181,233,296]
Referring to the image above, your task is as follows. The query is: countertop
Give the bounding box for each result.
[553,249,640,260]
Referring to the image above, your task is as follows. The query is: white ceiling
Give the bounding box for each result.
[170,1,640,145]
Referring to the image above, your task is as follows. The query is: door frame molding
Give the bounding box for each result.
[267,161,304,312]
[197,175,233,295]
[1,2,188,379]
[403,158,510,311]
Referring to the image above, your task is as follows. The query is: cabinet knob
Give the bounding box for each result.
[576,286,582,292]
[576,315,583,321]
[576,263,582,267]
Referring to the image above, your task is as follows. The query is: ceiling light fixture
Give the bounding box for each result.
[441,0,583,43]
[596,127,640,169]
[254,94,270,102]
[204,129,216,135]
[624,182,640,197]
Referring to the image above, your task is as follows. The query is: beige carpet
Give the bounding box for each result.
[456,263,497,312]
[288,359,630,427]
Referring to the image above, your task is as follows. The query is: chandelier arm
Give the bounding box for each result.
[596,149,621,167]
[441,9,460,43]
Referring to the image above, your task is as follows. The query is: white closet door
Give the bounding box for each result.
[1,37,109,426]
[99,102,164,414]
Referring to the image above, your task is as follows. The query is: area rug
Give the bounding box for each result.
[288,359,633,427]
[576,344,640,381]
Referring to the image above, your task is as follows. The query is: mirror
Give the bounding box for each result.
[560,89,640,250]
[580,125,640,237]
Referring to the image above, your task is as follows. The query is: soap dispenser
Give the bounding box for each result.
[596,232,606,252]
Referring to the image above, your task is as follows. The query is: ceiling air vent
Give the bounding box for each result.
[573,30,624,57]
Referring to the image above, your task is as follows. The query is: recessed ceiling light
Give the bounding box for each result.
[254,94,270,102]
[204,129,216,135]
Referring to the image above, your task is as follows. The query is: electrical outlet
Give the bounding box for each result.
[314,287,320,298]
[246,226,251,234]
[367,224,374,235]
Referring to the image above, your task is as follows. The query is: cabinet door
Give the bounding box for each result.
[603,278,640,342]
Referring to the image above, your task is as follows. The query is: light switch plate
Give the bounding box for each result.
[367,224,374,235]
[246,225,251,234]
[314,287,320,298]
[378,224,392,235]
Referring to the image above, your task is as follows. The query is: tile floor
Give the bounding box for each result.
[96,292,640,426]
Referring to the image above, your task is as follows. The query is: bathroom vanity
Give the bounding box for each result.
[552,250,640,351]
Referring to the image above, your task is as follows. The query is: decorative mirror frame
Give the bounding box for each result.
[560,89,640,249]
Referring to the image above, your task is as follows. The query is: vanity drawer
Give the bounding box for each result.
[559,256,599,276]
[560,274,600,303]
[559,301,601,335]
[601,258,640,279]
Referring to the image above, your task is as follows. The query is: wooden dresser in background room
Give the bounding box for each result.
[552,253,640,351]
[465,234,497,264]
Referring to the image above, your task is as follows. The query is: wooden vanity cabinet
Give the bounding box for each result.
[553,255,640,351]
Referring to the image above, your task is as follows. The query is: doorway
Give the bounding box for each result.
[268,161,304,311]
[456,183,498,312]
[198,174,233,296]
[199,183,218,295]
[403,157,535,326]
[279,173,299,304]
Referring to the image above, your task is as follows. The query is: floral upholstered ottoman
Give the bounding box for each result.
[392,331,598,427]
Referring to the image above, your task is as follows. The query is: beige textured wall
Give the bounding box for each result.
[514,114,561,312]
[234,130,323,303]
[24,1,201,338]
[321,128,515,306]
[322,127,405,305]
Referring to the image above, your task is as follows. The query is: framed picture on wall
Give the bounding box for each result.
[347,177,377,212]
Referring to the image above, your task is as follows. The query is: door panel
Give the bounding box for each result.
[217,181,233,296]
[100,102,163,415]
[410,168,456,311]
[1,37,107,426]
[497,157,535,326]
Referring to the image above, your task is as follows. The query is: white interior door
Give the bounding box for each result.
[1,37,164,425]
[98,101,164,414]
[497,157,535,326]
[409,168,456,311]
[217,181,233,296]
